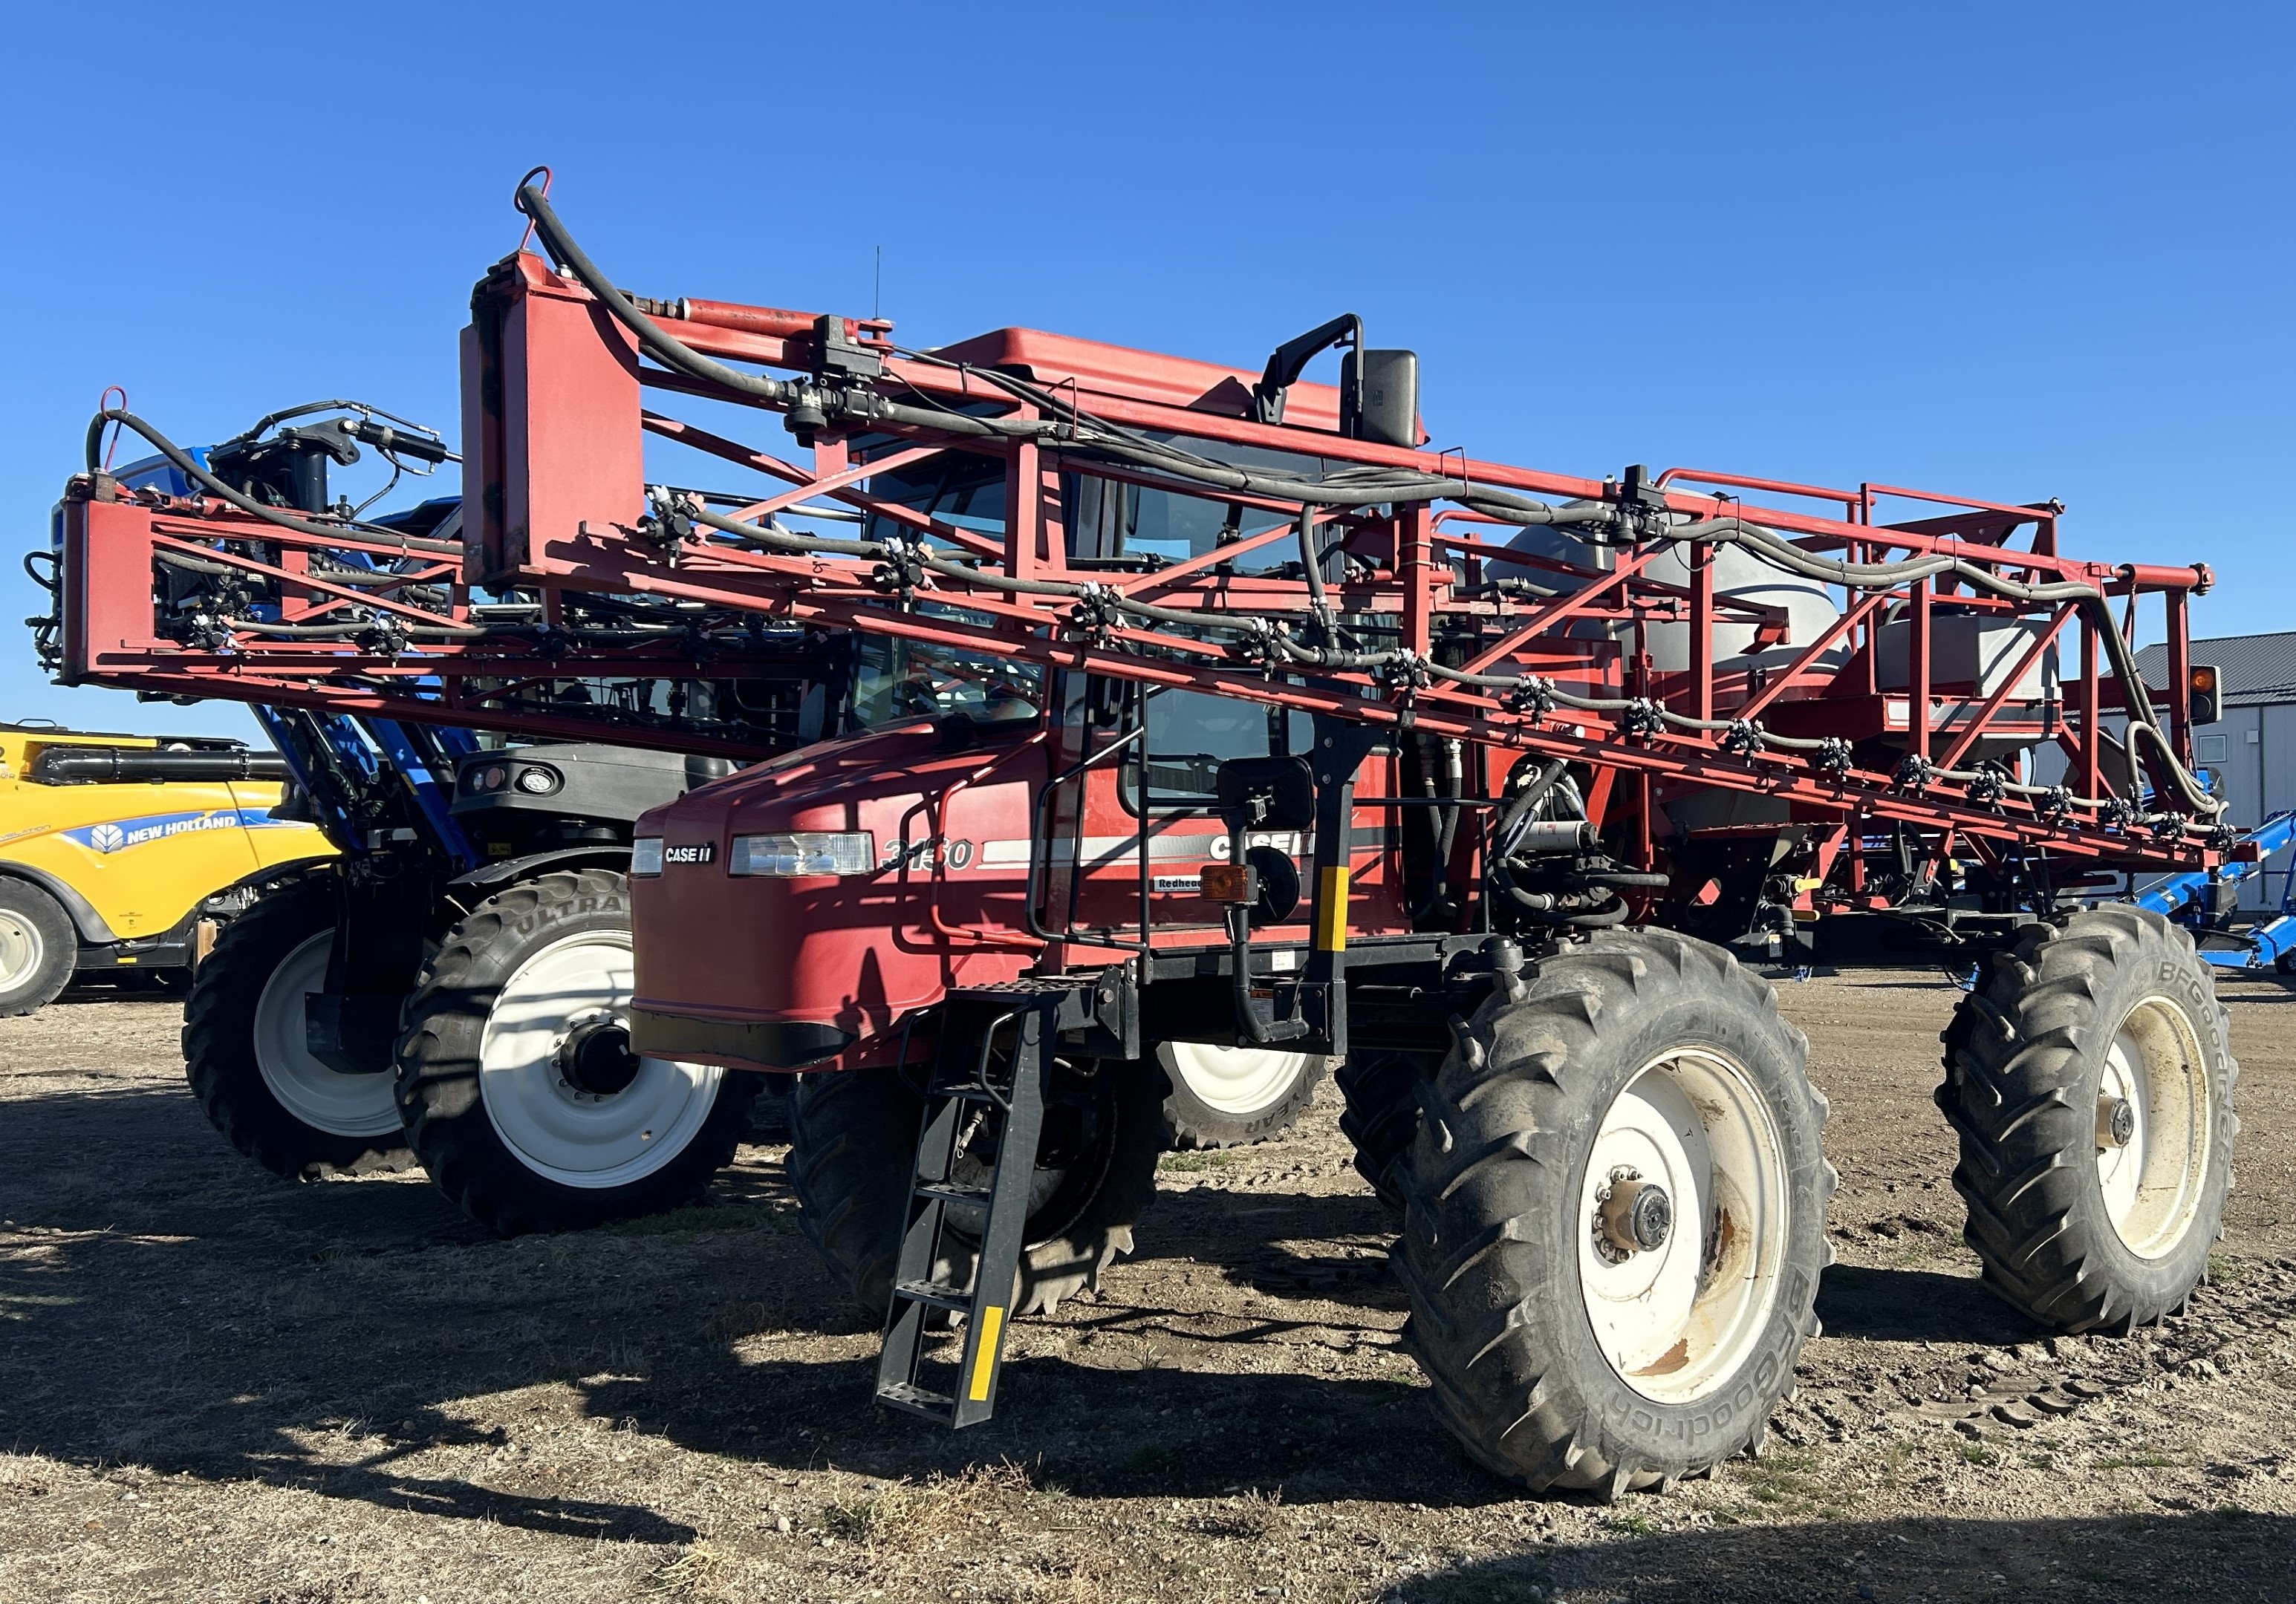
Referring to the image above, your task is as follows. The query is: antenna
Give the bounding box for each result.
[874,245,882,321]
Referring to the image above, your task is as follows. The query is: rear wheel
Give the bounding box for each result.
[182,876,412,1179]
[0,878,76,1018]
[1158,1043,1326,1149]
[1939,905,2235,1333]
[788,1055,1165,1319]
[1396,928,1833,1497]
[395,870,758,1234]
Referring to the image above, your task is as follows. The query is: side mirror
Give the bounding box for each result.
[1215,755,1316,834]
[1341,349,1419,449]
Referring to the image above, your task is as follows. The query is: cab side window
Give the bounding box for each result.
[1119,685,1310,814]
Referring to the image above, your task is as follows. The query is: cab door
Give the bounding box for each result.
[1058,682,1382,951]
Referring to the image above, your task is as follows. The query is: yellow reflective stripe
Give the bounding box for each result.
[968,1305,1005,1401]
[1315,866,1350,951]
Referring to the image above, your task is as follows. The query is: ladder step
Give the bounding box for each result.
[874,1380,955,1422]
[893,1278,973,1313]
[926,1081,1003,1102]
[916,1181,992,1206]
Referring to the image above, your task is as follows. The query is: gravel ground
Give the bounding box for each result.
[3,969,2295,1603]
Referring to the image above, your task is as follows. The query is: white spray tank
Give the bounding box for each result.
[1504,511,1843,675]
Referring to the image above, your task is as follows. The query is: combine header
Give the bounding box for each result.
[52,177,2240,1496]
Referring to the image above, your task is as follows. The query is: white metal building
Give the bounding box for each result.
[2134,630,2296,908]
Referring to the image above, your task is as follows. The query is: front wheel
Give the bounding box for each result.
[1395,928,1834,1497]
[788,1056,1165,1320]
[1939,905,2236,1334]
[395,870,758,1234]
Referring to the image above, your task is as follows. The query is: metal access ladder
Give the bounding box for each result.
[873,984,1079,1427]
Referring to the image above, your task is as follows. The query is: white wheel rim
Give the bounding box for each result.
[255,932,403,1138]
[1577,1046,1790,1404]
[1158,1043,1324,1117]
[0,910,45,994]
[478,931,723,1190]
[2098,996,2211,1259]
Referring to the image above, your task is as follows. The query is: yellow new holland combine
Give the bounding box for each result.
[0,723,330,1014]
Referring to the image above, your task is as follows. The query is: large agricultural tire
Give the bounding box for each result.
[1938,905,2236,1334]
[1395,928,1834,1498]
[787,1056,1165,1320]
[0,878,77,1018]
[1337,1047,1441,1212]
[394,869,758,1235]
[182,875,413,1179]
[1158,1043,1326,1150]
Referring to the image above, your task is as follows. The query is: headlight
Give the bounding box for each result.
[630,837,664,876]
[515,766,560,795]
[729,832,875,877]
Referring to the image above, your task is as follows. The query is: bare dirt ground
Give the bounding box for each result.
[4,970,2296,1603]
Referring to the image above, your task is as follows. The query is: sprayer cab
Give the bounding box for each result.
[624,654,1433,1078]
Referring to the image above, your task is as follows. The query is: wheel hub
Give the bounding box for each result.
[253,930,403,1138]
[557,1011,642,1098]
[2095,1000,2211,1259]
[476,929,723,1189]
[0,909,45,994]
[1596,1172,1673,1258]
[1578,1048,1790,1404]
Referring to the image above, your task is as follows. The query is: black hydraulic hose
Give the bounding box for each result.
[224,617,484,639]
[155,549,446,596]
[1668,515,2217,815]
[518,185,1601,529]
[1565,896,1633,928]
[1486,864,1631,927]
[516,186,799,412]
[685,501,1246,627]
[84,410,464,557]
[518,186,2218,824]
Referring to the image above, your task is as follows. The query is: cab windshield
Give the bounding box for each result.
[847,633,1042,734]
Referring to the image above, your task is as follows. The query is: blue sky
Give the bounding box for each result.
[2,1,2286,742]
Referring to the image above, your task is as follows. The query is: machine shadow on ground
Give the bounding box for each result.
[1382,1510,2296,1602]
[7,977,2296,1603]
[1,1057,2083,1534]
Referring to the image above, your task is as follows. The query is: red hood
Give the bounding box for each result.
[628,720,1044,1072]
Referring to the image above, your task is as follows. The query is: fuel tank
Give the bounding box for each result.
[626,723,1044,1073]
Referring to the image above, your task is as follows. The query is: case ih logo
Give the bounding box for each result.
[663,842,715,865]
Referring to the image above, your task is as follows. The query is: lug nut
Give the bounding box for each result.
[1599,1177,1673,1257]
[2097,1095,2136,1150]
